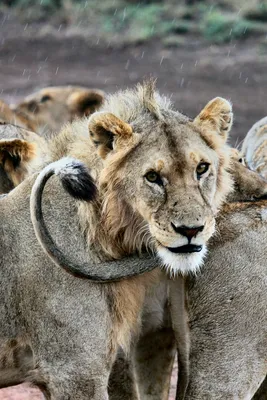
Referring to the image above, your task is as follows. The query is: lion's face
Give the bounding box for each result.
[13,86,104,135]
[125,127,219,274]
[89,95,233,275]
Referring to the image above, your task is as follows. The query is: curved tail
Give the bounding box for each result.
[30,157,158,282]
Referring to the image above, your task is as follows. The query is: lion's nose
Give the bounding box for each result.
[171,224,204,241]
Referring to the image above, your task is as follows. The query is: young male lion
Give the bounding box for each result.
[0,82,233,399]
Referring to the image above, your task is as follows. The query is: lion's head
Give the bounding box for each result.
[13,86,105,136]
[88,82,233,275]
[227,148,267,202]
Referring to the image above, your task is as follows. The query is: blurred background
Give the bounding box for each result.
[1,0,267,145]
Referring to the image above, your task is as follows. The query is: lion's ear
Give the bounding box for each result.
[0,139,36,186]
[194,97,233,143]
[88,112,133,159]
[67,90,105,117]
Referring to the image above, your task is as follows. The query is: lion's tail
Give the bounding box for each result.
[30,157,101,280]
[32,157,97,202]
[30,157,158,281]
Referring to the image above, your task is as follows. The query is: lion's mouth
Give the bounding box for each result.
[166,244,203,254]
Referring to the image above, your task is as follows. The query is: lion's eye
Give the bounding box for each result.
[196,162,209,179]
[145,171,163,185]
[40,95,52,103]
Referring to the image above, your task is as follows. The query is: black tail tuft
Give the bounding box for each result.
[59,161,97,202]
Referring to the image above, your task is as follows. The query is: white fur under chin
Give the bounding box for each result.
[158,245,207,277]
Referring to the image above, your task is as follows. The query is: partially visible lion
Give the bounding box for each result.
[227,148,267,201]
[12,85,105,136]
[182,170,267,399]
[242,115,267,179]
[0,85,105,189]
[0,100,36,131]
[0,123,49,193]
[0,81,234,399]
[107,149,267,400]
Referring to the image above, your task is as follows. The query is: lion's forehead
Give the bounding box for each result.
[132,123,216,170]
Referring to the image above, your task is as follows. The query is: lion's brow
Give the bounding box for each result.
[162,123,180,157]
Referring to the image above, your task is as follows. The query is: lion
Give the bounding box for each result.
[242,115,267,179]
[0,123,49,193]
[12,85,105,136]
[182,198,267,398]
[0,82,233,399]
[107,151,267,400]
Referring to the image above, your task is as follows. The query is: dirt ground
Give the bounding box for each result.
[1,18,267,145]
[0,10,267,400]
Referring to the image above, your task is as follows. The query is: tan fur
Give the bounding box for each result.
[194,96,233,141]
[141,79,163,119]
[0,100,36,131]
[242,115,267,179]
[0,139,36,163]
[111,149,267,400]
[107,269,161,354]
[26,83,236,399]
[194,97,233,210]
[42,83,234,273]
[40,83,234,358]
[0,124,49,193]
[227,148,267,202]
[0,139,36,187]
[13,85,105,136]
[89,112,133,159]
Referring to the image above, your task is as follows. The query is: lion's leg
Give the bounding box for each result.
[134,327,176,400]
[108,328,176,400]
[26,288,119,400]
[35,360,111,400]
[184,327,266,400]
[108,349,140,400]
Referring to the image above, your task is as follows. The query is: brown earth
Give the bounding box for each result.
[0,11,267,400]
[1,20,267,146]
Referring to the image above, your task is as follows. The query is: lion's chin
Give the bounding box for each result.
[157,244,207,276]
